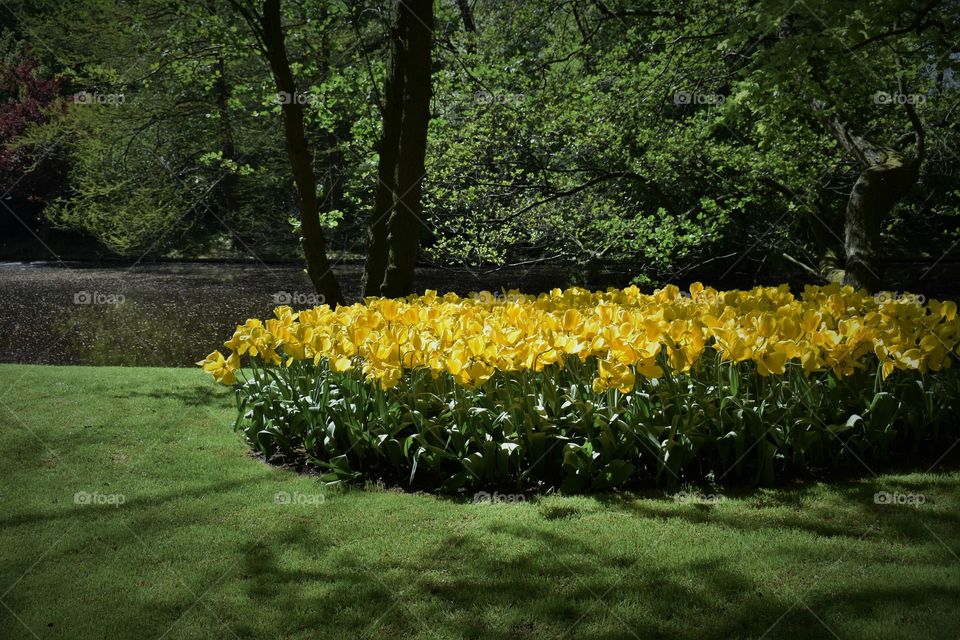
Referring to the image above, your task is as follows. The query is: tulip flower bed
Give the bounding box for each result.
[199,284,960,492]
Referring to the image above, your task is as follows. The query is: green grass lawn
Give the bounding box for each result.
[1,364,958,639]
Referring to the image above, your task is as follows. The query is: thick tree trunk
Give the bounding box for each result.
[259,0,344,306]
[844,156,919,290]
[818,104,923,292]
[379,0,433,298]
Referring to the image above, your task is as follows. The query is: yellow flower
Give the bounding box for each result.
[593,359,636,393]
[203,283,957,390]
[755,350,787,377]
[562,308,582,332]
[331,356,353,372]
[197,351,239,385]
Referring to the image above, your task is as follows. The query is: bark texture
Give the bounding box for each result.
[259,0,344,306]
[824,109,923,291]
[844,156,919,290]
[362,0,433,298]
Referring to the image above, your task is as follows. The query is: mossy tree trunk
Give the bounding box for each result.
[824,110,923,292]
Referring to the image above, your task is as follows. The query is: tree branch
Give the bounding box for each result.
[591,0,684,21]
[494,171,643,223]
[849,0,942,51]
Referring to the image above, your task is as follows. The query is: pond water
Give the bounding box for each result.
[4,260,955,367]
[0,261,579,367]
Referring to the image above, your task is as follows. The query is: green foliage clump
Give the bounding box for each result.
[233,355,960,493]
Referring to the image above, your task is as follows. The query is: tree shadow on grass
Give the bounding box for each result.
[178,472,958,638]
[109,383,232,407]
[590,474,960,545]
[216,516,960,640]
[4,473,959,639]
[0,476,268,530]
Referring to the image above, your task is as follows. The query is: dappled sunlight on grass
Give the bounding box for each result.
[1,364,958,639]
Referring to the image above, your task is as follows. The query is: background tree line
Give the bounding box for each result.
[1,0,959,301]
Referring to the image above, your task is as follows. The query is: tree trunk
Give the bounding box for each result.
[361,0,411,297]
[456,0,476,32]
[379,0,433,298]
[844,156,919,290]
[817,104,923,292]
[259,0,344,306]
[213,55,241,223]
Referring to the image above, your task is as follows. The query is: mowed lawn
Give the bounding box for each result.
[1,365,958,640]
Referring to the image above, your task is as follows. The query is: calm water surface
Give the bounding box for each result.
[0,261,574,366]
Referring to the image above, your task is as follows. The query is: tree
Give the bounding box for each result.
[5,0,958,296]
[420,0,958,291]
[818,98,925,290]
[12,0,279,257]
[0,51,64,207]
[362,0,433,297]
[230,0,345,306]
